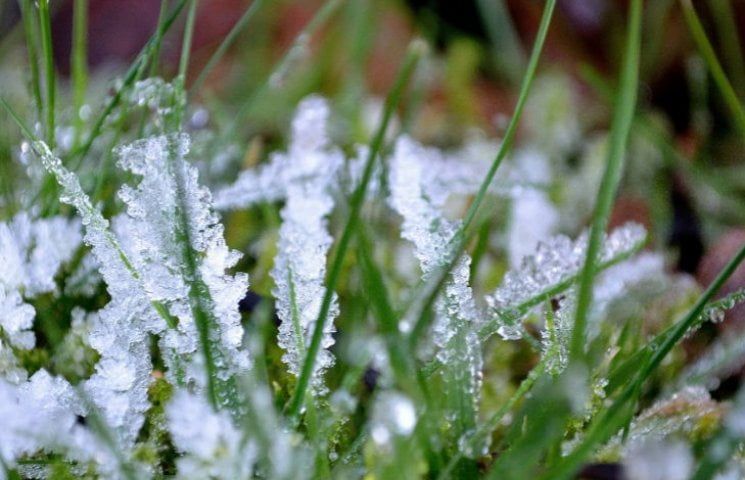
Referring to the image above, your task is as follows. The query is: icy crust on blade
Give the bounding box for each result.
[486,222,647,340]
[270,97,343,392]
[114,134,251,387]
[0,371,117,478]
[167,390,256,479]
[388,136,482,402]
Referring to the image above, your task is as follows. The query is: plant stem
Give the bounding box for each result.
[285,39,425,421]
[570,0,642,362]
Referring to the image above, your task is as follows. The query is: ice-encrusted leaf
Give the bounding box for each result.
[268,96,343,392]
[485,222,647,340]
[388,135,482,436]
[114,133,250,408]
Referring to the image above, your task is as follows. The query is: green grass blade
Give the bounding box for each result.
[285,39,425,421]
[709,0,745,96]
[680,0,745,136]
[173,0,199,127]
[457,0,555,239]
[190,0,267,96]
[37,0,56,150]
[18,0,43,120]
[403,0,556,351]
[71,0,88,149]
[570,0,642,361]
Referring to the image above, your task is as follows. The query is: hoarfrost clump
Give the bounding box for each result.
[214,96,344,391]
[0,213,81,383]
[0,371,117,478]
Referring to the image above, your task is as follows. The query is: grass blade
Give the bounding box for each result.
[18,0,42,120]
[680,0,745,135]
[37,0,55,150]
[190,0,267,95]
[457,0,556,239]
[570,0,642,361]
[71,0,88,149]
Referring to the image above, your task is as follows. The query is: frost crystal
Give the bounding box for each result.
[268,97,343,391]
[486,222,647,340]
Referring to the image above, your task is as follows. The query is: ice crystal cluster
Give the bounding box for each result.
[4,89,745,479]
